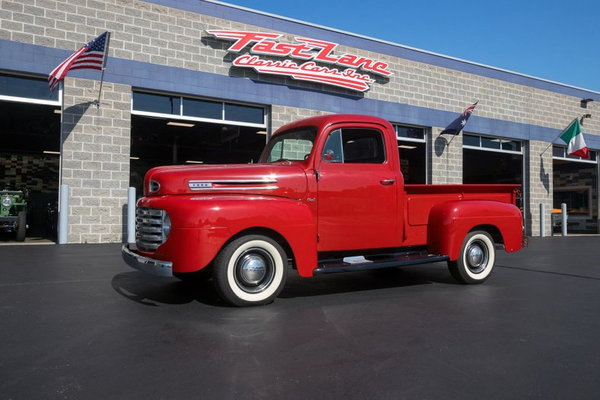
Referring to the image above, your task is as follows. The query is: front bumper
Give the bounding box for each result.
[121,244,173,277]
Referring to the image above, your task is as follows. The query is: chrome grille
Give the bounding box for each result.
[136,207,166,251]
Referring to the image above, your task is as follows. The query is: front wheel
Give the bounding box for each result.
[448,231,495,284]
[213,235,288,307]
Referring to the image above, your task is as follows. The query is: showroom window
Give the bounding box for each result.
[132,91,266,127]
[552,146,597,163]
[0,72,61,241]
[463,133,525,222]
[463,134,522,153]
[552,146,598,233]
[130,90,269,194]
[463,133,524,184]
[0,72,60,105]
[394,124,426,184]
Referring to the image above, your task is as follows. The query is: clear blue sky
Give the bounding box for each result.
[221,0,600,92]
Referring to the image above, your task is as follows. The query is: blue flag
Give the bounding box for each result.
[441,101,478,135]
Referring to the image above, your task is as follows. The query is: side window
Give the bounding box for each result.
[322,128,386,164]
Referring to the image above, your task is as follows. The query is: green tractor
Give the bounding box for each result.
[0,189,27,242]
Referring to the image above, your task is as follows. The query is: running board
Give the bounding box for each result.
[313,251,449,275]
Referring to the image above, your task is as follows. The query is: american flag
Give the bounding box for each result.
[441,101,478,135]
[48,31,110,93]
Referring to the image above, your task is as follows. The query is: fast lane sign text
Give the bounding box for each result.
[206,30,393,92]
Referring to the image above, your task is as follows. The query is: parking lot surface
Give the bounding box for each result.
[1,237,599,399]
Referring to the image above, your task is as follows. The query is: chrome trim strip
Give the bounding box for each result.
[190,186,279,191]
[188,178,279,191]
[189,179,278,184]
[121,244,173,277]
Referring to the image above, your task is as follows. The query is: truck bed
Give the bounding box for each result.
[403,184,520,246]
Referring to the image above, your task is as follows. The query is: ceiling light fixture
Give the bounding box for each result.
[398,145,417,150]
[185,160,204,164]
[43,150,61,155]
[167,121,195,127]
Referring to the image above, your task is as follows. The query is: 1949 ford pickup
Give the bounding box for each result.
[122,114,524,306]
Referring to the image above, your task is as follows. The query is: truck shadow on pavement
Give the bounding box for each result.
[112,263,455,307]
[111,272,223,307]
[279,266,454,299]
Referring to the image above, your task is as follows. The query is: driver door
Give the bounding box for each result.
[317,125,398,252]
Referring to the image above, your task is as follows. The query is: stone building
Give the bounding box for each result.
[1,0,599,243]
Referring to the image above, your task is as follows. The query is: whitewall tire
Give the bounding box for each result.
[213,235,288,306]
[448,231,496,284]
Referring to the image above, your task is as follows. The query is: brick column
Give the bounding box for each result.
[60,78,131,243]
[429,127,462,184]
[524,140,553,237]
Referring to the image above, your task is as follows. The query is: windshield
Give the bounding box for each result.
[260,127,317,162]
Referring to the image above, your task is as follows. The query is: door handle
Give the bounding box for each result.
[380,179,395,185]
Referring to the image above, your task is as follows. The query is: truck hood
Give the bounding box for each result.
[143,163,308,199]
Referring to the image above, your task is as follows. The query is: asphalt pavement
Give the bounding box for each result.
[1,237,599,399]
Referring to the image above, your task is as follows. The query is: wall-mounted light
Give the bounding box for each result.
[581,98,594,108]
[185,160,204,164]
[398,144,417,150]
[167,121,195,127]
[53,109,61,114]
[43,150,61,155]
[130,156,140,160]
[256,130,267,135]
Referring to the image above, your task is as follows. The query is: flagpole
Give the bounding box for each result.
[540,114,591,156]
[95,68,106,108]
[94,32,111,108]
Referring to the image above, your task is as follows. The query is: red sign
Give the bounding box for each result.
[206,30,393,92]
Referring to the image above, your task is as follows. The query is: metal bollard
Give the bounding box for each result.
[561,203,568,236]
[58,184,69,244]
[127,187,136,244]
[540,203,546,237]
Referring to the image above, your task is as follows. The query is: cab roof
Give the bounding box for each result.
[272,114,393,136]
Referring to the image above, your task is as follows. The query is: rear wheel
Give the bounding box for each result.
[448,231,495,284]
[16,211,26,242]
[213,235,288,307]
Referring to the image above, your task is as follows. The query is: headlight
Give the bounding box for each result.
[162,214,171,239]
[1,197,12,207]
[149,180,160,193]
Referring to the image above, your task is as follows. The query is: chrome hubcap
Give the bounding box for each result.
[239,254,267,285]
[466,240,488,273]
[234,248,275,293]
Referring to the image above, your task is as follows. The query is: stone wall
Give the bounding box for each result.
[61,78,131,243]
[525,141,554,236]
[1,0,599,240]
[429,127,462,184]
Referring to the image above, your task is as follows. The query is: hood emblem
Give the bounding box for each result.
[189,182,213,189]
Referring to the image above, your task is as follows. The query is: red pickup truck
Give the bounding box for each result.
[122,114,524,306]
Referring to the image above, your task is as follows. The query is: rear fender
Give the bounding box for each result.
[427,200,523,260]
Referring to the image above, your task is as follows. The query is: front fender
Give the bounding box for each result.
[139,195,317,276]
[427,200,523,260]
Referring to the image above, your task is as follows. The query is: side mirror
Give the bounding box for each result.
[323,149,335,162]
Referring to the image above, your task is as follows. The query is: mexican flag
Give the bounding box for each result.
[560,118,589,159]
